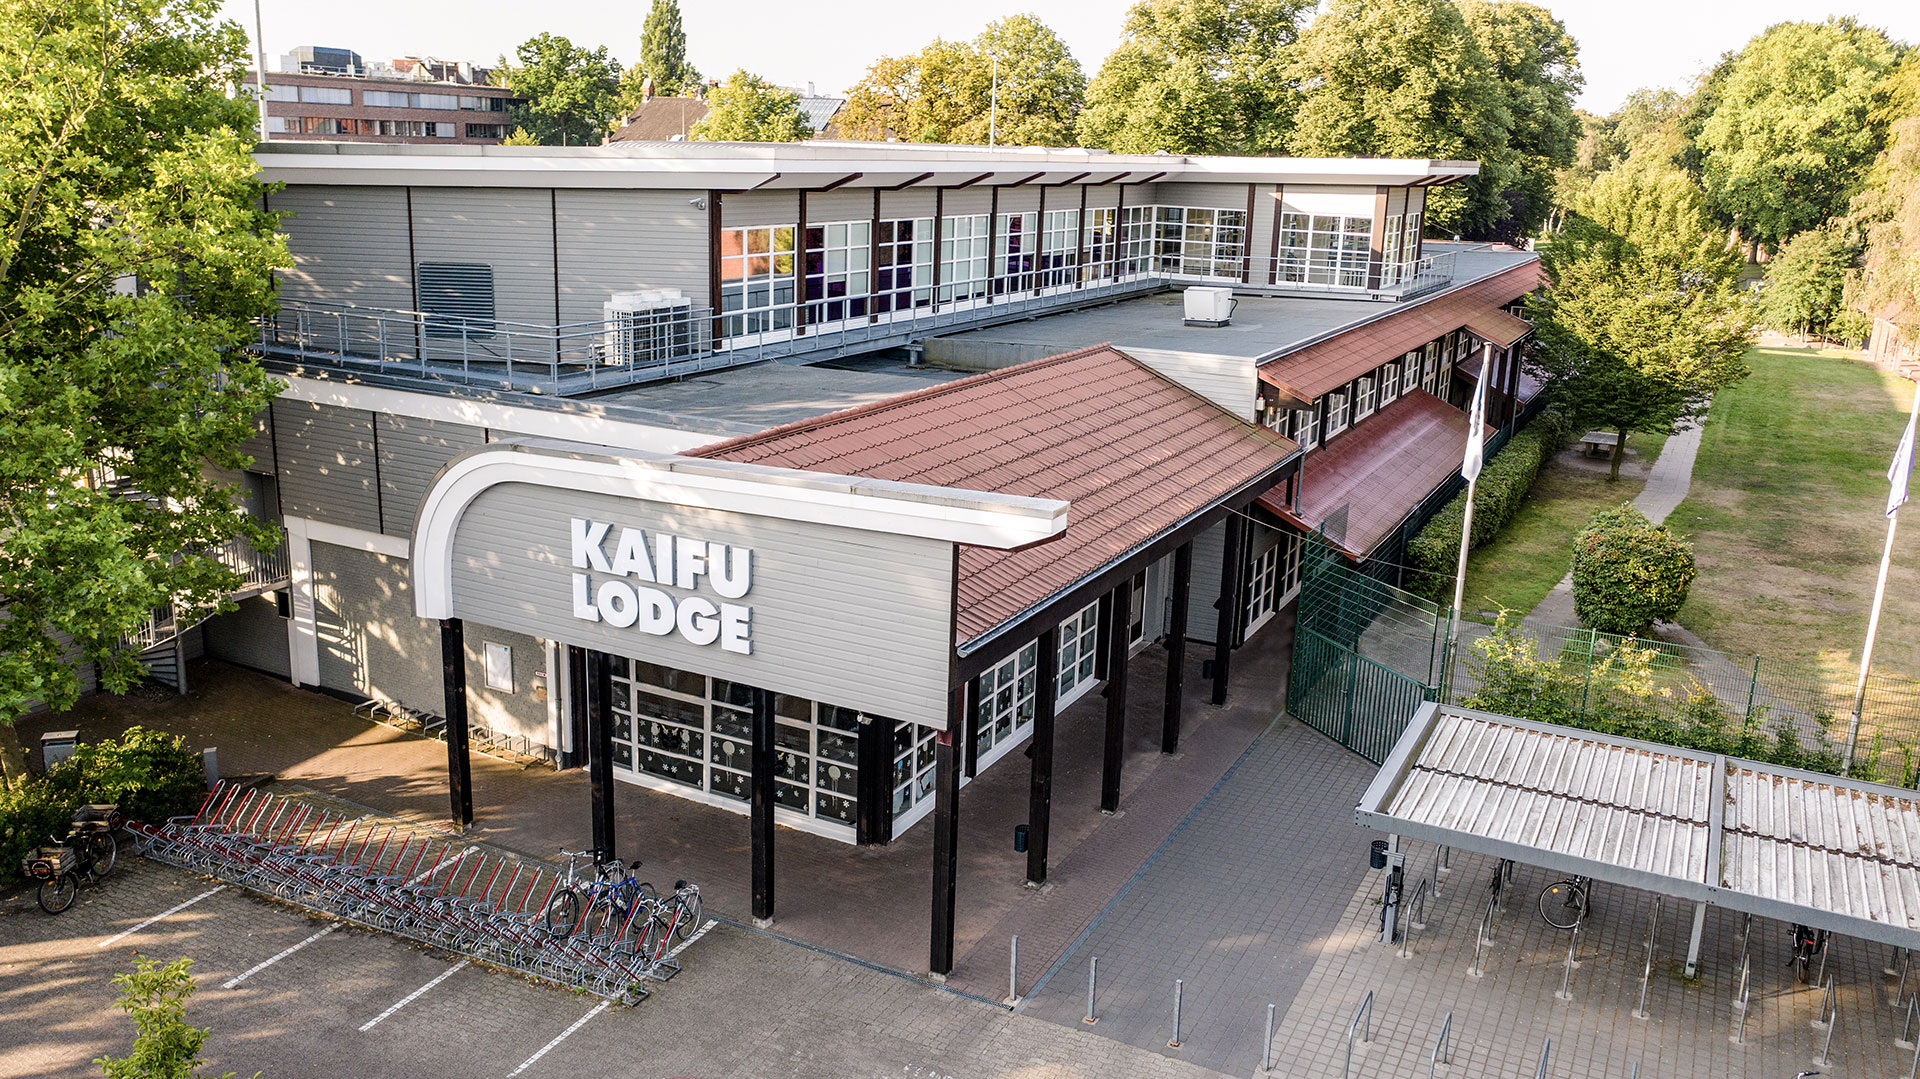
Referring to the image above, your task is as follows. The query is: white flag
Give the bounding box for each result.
[1891,395,1917,518]
[1462,347,1490,482]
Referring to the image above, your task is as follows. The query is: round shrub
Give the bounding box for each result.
[1571,504,1697,634]
[0,726,204,884]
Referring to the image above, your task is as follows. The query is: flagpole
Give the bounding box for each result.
[1443,344,1493,702]
[1842,385,1920,772]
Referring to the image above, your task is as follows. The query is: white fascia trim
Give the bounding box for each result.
[413,441,1070,620]
[298,517,410,559]
[283,518,320,687]
[274,375,715,455]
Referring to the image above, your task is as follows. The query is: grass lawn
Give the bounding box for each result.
[1670,347,1920,684]
[1458,428,1668,620]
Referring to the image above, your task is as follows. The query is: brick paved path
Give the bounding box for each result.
[1017,714,1380,1075]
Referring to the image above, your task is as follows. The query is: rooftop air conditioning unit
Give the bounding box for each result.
[603,289,695,369]
[1184,286,1236,328]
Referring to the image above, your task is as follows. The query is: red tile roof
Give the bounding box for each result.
[1464,307,1533,349]
[689,344,1299,646]
[1259,262,1543,402]
[1257,390,1488,558]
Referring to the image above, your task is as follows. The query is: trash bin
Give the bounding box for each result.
[1369,839,1389,870]
[40,730,79,770]
[1014,824,1030,853]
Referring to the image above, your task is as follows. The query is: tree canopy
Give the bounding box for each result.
[501,33,624,146]
[1697,18,1902,252]
[0,0,286,723]
[690,71,810,143]
[1759,222,1864,339]
[1076,0,1309,154]
[620,0,703,112]
[1526,167,1756,478]
[1845,54,1920,335]
[1459,1,1583,240]
[836,16,1085,146]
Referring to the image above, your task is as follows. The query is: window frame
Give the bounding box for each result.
[719,225,798,339]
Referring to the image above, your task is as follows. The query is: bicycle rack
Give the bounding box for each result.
[1907,996,1920,1079]
[1343,990,1374,1079]
[1533,1037,1552,1079]
[1469,893,1498,978]
[1399,878,1430,958]
[1554,919,1582,1002]
[1814,974,1837,1066]
[1634,897,1661,1019]
[1428,1010,1453,1078]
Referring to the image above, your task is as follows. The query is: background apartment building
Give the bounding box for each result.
[255,45,518,145]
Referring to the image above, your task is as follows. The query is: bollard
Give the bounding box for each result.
[1555,922,1581,1001]
[1005,935,1019,1005]
[1263,1002,1275,1072]
[1168,979,1184,1048]
[1083,956,1098,1024]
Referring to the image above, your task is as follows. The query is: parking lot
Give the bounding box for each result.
[1,856,1224,1079]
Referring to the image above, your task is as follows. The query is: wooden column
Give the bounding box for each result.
[1100,583,1130,813]
[856,715,895,845]
[929,691,964,977]
[1163,542,1193,754]
[751,685,776,924]
[439,617,474,827]
[584,649,615,856]
[1212,515,1246,705]
[1026,626,1060,885]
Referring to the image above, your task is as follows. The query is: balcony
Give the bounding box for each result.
[1247,250,1457,302]
[124,534,292,652]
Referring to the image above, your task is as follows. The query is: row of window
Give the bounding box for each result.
[1261,328,1475,451]
[261,84,508,111]
[269,116,487,139]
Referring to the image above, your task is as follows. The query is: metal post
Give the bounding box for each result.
[1815,977,1836,1066]
[1555,922,1579,1001]
[585,649,615,856]
[1844,385,1916,770]
[1344,991,1374,1079]
[1083,956,1098,1024]
[1169,979,1184,1048]
[928,715,961,978]
[1005,935,1019,1005]
[439,618,474,827]
[1685,902,1708,978]
[1264,1002,1276,1072]
[1743,654,1762,723]
[1813,972,1836,1030]
[1027,626,1059,885]
[750,685,776,925]
[1163,542,1191,754]
[1901,993,1918,1048]
[1534,1038,1551,1079]
[1635,897,1660,1019]
[1469,895,1495,978]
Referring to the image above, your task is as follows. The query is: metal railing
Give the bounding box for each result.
[1255,250,1457,300]
[124,534,291,652]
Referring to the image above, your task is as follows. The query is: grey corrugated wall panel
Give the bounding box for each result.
[1185,521,1226,644]
[239,410,276,475]
[1155,182,1253,209]
[942,189,992,217]
[464,625,550,748]
[274,399,381,532]
[807,189,873,224]
[272,185,414,310]
[311,541,445,715]
[446,482,955,730]
[1249,185,1278,277]
[181,624,205,661]
[202,596,292,678]
[376,414,486,538]
[721,191,799,228]
[20,626,96,715]
[554,188,710,324]
[996,188,1040,214]
[881,189,937,219]
[410,186,558,326]
[1084,186,1122,211]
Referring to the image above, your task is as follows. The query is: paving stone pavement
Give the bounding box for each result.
[1016,715,1381,1076]
[2,856,1235,1079]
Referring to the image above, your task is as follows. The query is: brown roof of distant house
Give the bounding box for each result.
[689,344,1299,646]
[608,97,710,142]
[1260,262,1544,403]
[1257,390,1488,558]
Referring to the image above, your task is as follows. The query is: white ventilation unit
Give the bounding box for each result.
[1183,286,1236,328]
[602,289,695,368]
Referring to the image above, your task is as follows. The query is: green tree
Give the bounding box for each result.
[1571,504,1697,634]
[1459,1,1583,241]
[1077,0,1309,154]
[95,956,243,1079]
[0,0,285,735]
[837,16,1086,146]
[1284,0,1512,237]
[1697,18,1901,252]
[1846,55,1920,337]
[690,71,810,142]
[1526,167,1756,479]
[1759,221,1861,338]
[501,33,623,146]
[619,0,703,112]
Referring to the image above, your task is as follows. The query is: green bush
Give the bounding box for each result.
[1405,406,1575,599]
[1570,503,1697,634]
[0,726,204,883]
[97,956,245,1079]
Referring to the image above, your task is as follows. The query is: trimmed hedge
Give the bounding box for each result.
[1571,503,1697,634]
[0,726,204,884]
[1405,407,1576,600]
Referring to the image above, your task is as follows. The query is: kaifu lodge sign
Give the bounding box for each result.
[569,518,755,655]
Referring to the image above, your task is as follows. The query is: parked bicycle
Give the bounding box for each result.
[543,847,618,939]
[24,804,123,914]
[1538,875,1593,930]
[1790,923,1831,983]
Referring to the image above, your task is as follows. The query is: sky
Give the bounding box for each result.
[220,0,1920,115]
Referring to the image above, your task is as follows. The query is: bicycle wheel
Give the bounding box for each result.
[1539,881,1586,930]
[671,891,703,943]
[38,871,79,914]
[87,831,118,878]
[544,888,582,939]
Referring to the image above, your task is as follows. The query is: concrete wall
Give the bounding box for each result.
[203,594,293,678]
[310,540,445,716]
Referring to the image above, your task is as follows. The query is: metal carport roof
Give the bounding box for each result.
[1357,703,1920,952]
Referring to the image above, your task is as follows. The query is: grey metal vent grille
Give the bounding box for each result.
[416,262,495,338]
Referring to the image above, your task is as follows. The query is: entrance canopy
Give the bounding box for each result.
[1357,703,1920,951]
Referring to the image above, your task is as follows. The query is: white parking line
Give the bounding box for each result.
[358,960,471,1032]
[506,1000,609,1077]
[98,886,227,948]
[668,919,718,958]
[221,925,338,989]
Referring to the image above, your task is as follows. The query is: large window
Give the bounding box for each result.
[875,219,934,314]
[1296,404,1321,451]
[938,215,990,304]
[1039,209,1080,289]
[993,212,1038,295]
[1246,541,1280,630]
[1280,531,1304,603]
[893,721,937,820]
[1381,213,1404,286]
[1354,374,1377,420]
[1378,360,1401,405]
[606,658,865,831]
[974,642,1039,765]
[1083,207,1119,281]
[298,85,352,105]
[1421,342,1441,395]
[465,123,508,140]
[802,220,872,324]
[1121,206,1155,276]
[719,225,797,337]
[1150,206,1246,278]
[1325,388,1351,438]
[1401,212,1423,269]
[1056,602,1102,701]
[1277,213,1372,288]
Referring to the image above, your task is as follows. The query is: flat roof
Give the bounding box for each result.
[590,354,971,432]
[931,245,1539,367]
[253,140,1480,190]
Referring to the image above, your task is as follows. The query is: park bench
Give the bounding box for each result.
[1579,431,1619,458]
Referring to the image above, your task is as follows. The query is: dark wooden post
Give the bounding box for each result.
[929,691,963,978]
[1026,627,1060,885]
[584,649,615,856]
[1212,515,1246,705]
[439,617,474,827]
[1101,583,1130,813]
[1163,542,1193,754]
[563,645,587,770]
[856,715,895,846]
[751,685,776,924]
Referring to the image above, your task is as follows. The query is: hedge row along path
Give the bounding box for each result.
[1523,412,1708,627]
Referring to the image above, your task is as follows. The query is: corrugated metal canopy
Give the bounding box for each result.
[1358,704,1920,951]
